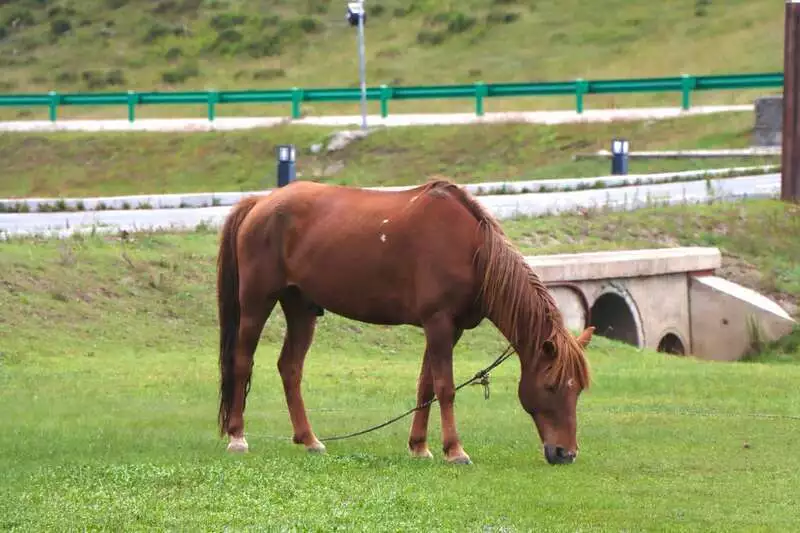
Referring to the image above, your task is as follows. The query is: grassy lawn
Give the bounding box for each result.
[0,112,779,198]
[1,199,798,530]
[0,0,785,121]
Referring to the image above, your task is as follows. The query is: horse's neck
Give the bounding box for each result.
[484,277,557,370]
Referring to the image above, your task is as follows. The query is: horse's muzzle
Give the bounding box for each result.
[544,444,577,465]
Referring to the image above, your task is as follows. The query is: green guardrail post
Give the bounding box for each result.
[291,87,303,119]
[474,81,488,117]
[207,89,219,122]
[575,79,588,114]
[48,91,58,122]
[127,90,137,123]
[680,74,695,111]
[380,84,391,118]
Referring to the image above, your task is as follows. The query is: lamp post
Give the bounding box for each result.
[276,144,296,188]
[611,138,629,176]
[346,1,368,131]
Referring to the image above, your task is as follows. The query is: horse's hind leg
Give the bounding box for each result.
[277,288,324,453]
[408,327,463,459]
[227,296,278,453]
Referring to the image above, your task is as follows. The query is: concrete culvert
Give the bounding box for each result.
[657,333,686,356]
[589,292,640,347]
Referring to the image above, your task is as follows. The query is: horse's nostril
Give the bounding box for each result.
[556,446,576,461]
[544,444,576,465]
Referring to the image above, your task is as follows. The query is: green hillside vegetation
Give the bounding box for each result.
[0,113,780,198]
[0,0,787,118]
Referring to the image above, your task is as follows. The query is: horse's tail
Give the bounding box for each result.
[217,195,261,437]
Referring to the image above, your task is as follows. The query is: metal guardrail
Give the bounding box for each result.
[0,72,783,123]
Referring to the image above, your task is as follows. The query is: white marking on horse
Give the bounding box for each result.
[380,233,387,243]
[382,218,390,224]
[566,378,575,389]
[410,195,419,203]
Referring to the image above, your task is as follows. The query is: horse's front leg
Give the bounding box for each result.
[424,315,471,464]
[408,328,463,459]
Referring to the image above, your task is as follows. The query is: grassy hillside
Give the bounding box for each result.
[1,200,798,530]
[0,0,787,118]
[0,112,780,198]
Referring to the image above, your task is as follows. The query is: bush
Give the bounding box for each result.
[161,62,199,84]
[297,16,323,34]
[252,67,286,80]
[106,69,125,86]
[164,46,183,61]
[80,69,127,89]
[486,11,521,25]
[446,13,476,34]
[305,0,330,15]
[367,4,385,17]
[209,13,247,31]
[3,9,35,31]
[416,30,445,46]
[245,34,281,57]
[143,21,185,44]
[55,71,77,84]
[50,19,71,37]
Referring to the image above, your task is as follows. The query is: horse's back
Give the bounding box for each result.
[247,180,484,324]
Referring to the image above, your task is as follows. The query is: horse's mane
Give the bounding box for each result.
[422,179,591,389]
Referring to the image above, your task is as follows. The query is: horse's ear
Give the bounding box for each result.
[576,326,595,348]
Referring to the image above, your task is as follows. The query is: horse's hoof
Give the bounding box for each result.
[409,448,434,459]
[447,454,473,465]
[306,440,327,454]
[227,436,249,453]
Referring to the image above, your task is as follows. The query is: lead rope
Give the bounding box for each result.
[317,344,516,442]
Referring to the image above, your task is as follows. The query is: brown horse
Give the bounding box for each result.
[216,178,594,465]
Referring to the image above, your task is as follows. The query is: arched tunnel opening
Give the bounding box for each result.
[657,333,686,356]
[589,292,640,347]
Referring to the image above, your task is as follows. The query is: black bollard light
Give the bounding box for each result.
[276,144,296,188]
[611,138,629,176]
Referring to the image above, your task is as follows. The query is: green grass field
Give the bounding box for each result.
[1,199,798,531]
[0,112,779,198]
[0,0,786,121]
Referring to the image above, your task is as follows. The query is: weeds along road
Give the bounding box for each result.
[0,174,779,238]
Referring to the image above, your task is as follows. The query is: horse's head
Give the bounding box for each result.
[517,326,594,465]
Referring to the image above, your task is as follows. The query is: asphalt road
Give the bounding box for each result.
[0,173,779,238]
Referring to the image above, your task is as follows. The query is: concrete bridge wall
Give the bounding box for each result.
[527,248,795,361]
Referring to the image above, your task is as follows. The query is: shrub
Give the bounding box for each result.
[209,13,247,31]
[252,67,286,80]
[306,0,330,15]
[161,62,199,84]
[367,4,385,17]
[106,69,125,86]
[50,18,71,37]
[486,11,521,24]
[164,47,183,61]
[3,9,35,31]
[297,16,323,34]
[246,34,281,57]
[55,71,78,84]
[446,13,476,34]
[416,30,445,46]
